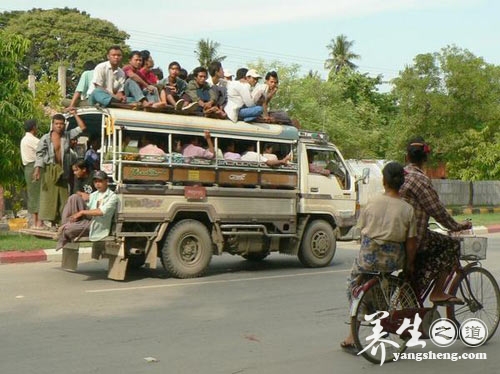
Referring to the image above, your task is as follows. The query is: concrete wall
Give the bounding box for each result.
[432,180,500,206]
[472,181,500,206]
[432,180,470,206]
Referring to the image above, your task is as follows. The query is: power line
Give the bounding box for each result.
[0,9,400,76]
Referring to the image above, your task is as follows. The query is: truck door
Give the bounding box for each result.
[301,147,356,225]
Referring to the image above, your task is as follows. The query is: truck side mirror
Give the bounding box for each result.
[360,168,370,184]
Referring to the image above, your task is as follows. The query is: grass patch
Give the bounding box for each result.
[0,232,56,252]
[452,213,500,227]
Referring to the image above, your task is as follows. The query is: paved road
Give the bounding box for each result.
[1,236,499,374]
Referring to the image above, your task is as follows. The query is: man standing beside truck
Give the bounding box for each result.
[34,110,87,225]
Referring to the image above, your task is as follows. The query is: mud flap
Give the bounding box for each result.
[61,245,80,271]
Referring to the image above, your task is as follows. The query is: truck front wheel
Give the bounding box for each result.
[298,220,336,267]
[162,219,213,278]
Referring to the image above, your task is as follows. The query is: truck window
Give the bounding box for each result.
[307,148,350,190]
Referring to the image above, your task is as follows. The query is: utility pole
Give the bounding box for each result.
[58,65,66,98]
[28,67,36,95]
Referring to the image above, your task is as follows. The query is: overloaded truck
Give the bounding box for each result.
[60,107,366,280]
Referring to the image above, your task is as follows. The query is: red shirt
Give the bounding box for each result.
[123,65,150,89]
[139,68,158,84]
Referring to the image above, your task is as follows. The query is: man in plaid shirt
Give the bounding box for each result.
[400,137,471,304]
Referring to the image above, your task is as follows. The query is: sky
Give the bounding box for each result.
[1,0,499,89]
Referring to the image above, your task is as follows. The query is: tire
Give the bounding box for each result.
[447,266,500,342]
[242,252,269,262]
[351,277,417,364]
[161,219,213,279]
[298,220,336,267]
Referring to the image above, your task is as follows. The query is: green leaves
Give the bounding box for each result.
[1,8,129,93]
[194,38,226,68]
[389,46,500,179]
[0,31,36,184]
[324,34,360,75]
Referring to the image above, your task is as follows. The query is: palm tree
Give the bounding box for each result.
[324,34,360,74]
[194,38,226,68]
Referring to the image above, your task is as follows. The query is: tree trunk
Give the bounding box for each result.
[0,185,4,219]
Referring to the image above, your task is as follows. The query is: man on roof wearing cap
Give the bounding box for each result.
[223,69,233,81]
[224,68,263,123]
[56,170,119,250]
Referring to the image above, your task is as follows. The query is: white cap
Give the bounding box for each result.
[224,69,233,78]
[245,69,262,78]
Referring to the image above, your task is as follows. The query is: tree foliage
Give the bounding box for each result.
[247,60,394,159]
[194,38,226,68]
[388,46,500,179]
[0,31,37,185]
[324,34,360,75]
[1,8,129,92]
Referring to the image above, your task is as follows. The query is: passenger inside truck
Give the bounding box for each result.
[307,148,349,189]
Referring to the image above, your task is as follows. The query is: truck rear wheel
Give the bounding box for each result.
[162,219,213,278]
[298,220,336,267]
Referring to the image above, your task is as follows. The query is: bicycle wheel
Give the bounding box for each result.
[351,277,418,364]
[448,266,500,342]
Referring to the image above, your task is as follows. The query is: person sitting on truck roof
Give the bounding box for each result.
[207,61,228,108]
[88,46,127,107]
[159,61,197,112]
[185,67,226,119]
[241,143,290,166]
[224,69,234,81]
[122,51,164,108]
[256,71,293,125]
[225,68,263,123]
[139,55,158,85]
[56,170,119,251]
[182,130,215,161]
[65,60,96,109]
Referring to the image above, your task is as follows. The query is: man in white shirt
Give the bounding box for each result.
[88,45,127,107]
[252,71,279,121]
[20,119,43,229]
[224,68,263,123]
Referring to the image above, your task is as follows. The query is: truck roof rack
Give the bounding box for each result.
[298,130,329,142]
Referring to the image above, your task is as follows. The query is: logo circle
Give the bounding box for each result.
[459,318,488,347]
[429,318,458,347]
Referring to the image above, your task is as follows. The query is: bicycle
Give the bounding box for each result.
[349,227,500,364]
